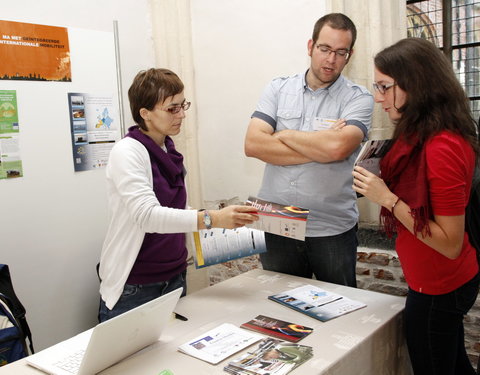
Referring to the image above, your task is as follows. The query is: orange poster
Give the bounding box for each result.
[0,20,71,82]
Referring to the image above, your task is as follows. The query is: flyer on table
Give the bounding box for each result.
[268,284,366,322]
[178,323,262,364]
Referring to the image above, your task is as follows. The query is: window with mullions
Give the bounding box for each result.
[407,0,480,121]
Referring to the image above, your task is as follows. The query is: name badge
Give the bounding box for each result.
[312,117,337,131]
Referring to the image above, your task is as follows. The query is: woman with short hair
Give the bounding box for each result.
[98,68,258,322]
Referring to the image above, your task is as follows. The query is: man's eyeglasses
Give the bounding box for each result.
[315,44,350,60]
[372,82,396,95]
[164,100,191,114]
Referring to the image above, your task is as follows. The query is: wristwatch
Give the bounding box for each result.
[202,210,212,230]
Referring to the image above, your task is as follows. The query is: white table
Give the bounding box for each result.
[0,269,413,375]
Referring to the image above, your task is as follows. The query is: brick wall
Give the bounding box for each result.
[355,246,480,369]
[207,229,480,370]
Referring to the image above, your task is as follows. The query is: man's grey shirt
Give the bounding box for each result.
[252,72,374,237]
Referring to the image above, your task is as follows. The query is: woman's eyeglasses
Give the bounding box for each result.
[372,82,396,95]
[164,100,191,114]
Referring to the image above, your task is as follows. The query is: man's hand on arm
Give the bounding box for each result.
[275,124,364,163]
[244,117,312,165]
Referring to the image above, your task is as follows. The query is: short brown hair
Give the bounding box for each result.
[128,68,184,130]
[312,13,357,50]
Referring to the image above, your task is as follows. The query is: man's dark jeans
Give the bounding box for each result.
[260,225,358,287]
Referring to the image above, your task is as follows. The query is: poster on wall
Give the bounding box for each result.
[0,20,71,82]
[0,90,23,179]
[68,93,120,172]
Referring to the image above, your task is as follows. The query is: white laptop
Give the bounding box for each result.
[27,288,182,375]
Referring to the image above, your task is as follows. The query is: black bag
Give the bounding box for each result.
[0,297,27,366]
[0,264,34,366]
[466,165,480,268]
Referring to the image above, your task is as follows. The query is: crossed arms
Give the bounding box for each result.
[244,117,365,165]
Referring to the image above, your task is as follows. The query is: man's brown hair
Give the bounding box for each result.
[312,13,357,50]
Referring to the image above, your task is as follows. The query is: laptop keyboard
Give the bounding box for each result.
[53,349,85,374]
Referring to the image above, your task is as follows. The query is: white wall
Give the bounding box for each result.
[190,0,327,202]
[1,0,155,350]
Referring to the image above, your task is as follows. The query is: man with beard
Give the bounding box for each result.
[244,13,373,287]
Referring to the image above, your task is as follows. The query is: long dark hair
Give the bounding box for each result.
[374,37,478,158]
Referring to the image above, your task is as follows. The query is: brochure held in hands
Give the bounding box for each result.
[245,196,309,241]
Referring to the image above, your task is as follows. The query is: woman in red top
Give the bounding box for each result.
[353,38,479,375]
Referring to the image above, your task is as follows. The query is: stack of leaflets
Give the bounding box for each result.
[224,338,313,375]
[268,285,366,322]
[245,196,309,241]
[178,323,262,364]
[240,315,313,343]
[192,227,266,268]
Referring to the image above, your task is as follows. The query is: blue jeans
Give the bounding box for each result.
[405,272,480,375]
[98,270,187,323]
[260,225,358,287]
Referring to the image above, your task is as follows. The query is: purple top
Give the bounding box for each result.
[125,126,188,284]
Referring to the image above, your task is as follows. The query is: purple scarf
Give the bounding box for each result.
[125,126,188,284]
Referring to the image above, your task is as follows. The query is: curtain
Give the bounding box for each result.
[329,0,407,225]
[149,0,203,210]
[149,0,208,292]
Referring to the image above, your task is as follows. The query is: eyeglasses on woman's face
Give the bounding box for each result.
[163,100,191,114]
[372,82,396,95]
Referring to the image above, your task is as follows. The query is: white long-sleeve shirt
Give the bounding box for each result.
[99,137,197,309]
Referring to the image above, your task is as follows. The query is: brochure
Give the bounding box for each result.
[193,227,266,268]
[224,338,313,375]
[354,139,392,176]
[268,285,366,322]
[177,323,262,364]
[245,196,309,241]
[241,315,313,343]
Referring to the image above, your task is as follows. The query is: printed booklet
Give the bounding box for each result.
[354,139,392,176]
[178,323,262,364]
[268,285,366,322]
[224,337,313,375]
[193,227,266,268]
[245,196,309,241]
[241,315,313,343]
